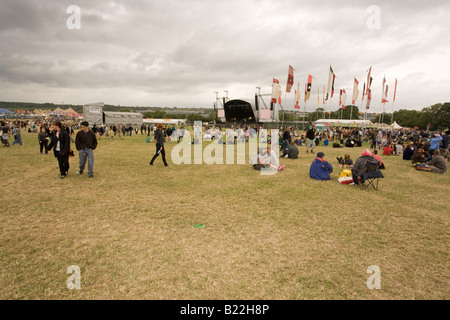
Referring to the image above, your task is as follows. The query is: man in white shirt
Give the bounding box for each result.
[252,147,285,172]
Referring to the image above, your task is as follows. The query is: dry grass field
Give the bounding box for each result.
[1,130,449,300]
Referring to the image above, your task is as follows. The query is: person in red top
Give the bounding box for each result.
[383,145,393,155]
[372,150,385,169]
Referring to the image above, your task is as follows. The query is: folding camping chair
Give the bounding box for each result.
[359,159,384,190]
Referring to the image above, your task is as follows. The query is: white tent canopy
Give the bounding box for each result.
[314,119,373,127]
[391,121,403,129]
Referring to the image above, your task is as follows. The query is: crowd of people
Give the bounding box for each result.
[1,119,448,181]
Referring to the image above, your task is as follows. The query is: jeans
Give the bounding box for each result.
[424,150,436,163]
[12,135,23,145]
[281,140,289,156]
[79,148,94,176]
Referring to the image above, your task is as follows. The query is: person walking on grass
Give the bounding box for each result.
[306,125,316,154]
[149,123,170,167]
[47,121,71,179]
[1,121,11,147]
[38,126,49,154]
[75,121,98,178]
[281,126,291,158]
[12,125,23,146]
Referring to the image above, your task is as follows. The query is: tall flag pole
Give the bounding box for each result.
[322,85,326,119]
[351,78,359,120]
[381,76,389,124]
[317,87,320,108]
[391,78,397,124]
[342,89,347,120]
[294,82,301,126]
[365,66,373,126]
[303,84,307,131]
[361,82,365,126]
[366,66,372,125]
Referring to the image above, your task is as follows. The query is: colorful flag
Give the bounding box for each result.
[271,78,282,104]
[294,82,300,109]
[366,66,372,94]
[352,78,359,105]
[366,89,372,109]
[382,76,389,103]
[331,74,336,98]
[304,84,307,103]
[326,66,333,101]
[339,89,343,106]
[383,85,389,103]
[342,89,347,109]
[393,78,398,102]
[286,65,294,93]
[306,75,313,100]
[362,82,366,102]
[322,86,326,105]
[317,88,320,106]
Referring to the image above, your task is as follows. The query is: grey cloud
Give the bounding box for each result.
[0,0,449,109]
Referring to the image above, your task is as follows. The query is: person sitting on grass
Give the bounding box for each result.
[441,147,450,161]
[394,141,404,155]
[425,133,443,162]
[383,145,393,155]
[372,150,385,169]
[345,138,355,148]
[309,152,333,181]
[286,141,299,159]
[337,154,353,168]
[403,143,415,161]
[416,150,447,174]
[412,145,429,166]
[252,147,285,172]
[351,149,377,185]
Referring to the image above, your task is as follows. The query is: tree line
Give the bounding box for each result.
[281,102,449,130]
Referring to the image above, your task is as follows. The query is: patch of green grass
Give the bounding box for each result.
[0,131,449,299]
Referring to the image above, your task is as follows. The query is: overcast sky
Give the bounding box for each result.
[0,0,449,112]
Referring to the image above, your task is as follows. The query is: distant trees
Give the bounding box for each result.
[325,105,361,120]
[142,110,216,124]
[393,103,450,130]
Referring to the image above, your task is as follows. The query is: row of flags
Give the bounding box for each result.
[271,64,398,112]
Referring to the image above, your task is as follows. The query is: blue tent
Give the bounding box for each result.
[0,108,14,114]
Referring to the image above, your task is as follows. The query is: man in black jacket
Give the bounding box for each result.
[75,121,98,178]
[306,125,316,154]
[47,121,71,179]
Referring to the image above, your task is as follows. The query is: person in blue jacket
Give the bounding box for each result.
[425,133,443,161]
[310,152,333,180]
